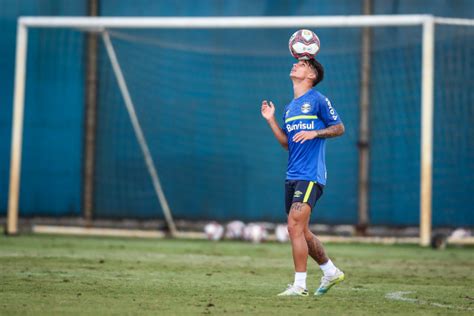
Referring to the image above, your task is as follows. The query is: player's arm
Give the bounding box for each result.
[292,123,344,143]
[261,100,288,150]
[314,123,345,138]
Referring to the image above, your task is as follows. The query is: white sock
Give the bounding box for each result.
[320,259,337,276]
[294,272,307,289]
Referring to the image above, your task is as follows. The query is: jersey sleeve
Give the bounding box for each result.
[281,108,288,134]
[318,96,342,127]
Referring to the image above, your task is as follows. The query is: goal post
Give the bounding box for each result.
[420,17,434,247]
[6,15,474,245]
[7,22,28,236]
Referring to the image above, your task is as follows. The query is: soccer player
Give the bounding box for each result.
[261,59,345,296]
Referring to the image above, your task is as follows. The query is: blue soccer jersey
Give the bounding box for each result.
[282,89,342,185]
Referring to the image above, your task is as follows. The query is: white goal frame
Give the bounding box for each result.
[7,15,474,245]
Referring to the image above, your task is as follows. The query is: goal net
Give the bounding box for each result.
[6,16,474,245]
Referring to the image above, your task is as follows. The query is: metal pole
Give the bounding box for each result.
[6,22,28,235]
[356,0,373,235]
[101,32,178,237]
[83,0,99,226]
[19,15,434,29]
[420,18,434,246]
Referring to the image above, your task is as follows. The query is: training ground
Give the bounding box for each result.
[1,234,473,315]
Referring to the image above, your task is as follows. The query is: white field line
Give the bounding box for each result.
[385,291,419,303]
[385,291,474,311]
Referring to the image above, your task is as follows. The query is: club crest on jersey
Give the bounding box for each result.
[301,103,311,114]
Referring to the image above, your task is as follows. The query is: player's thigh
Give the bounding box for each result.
[288,202,312,226]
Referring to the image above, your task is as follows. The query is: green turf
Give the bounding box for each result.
[1,234,473,315]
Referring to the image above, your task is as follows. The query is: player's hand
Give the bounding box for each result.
[292,130,318,144]
[261,100,275,121]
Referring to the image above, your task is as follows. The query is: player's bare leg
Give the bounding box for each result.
[304,226,345,296]
[278,202,311,296]
[288,202,311,273]
[304,227,329,265]
[277,202,311,296]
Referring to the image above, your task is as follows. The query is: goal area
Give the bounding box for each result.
[6,15,474,246]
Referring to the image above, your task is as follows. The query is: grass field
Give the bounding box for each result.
[1,234,473,315]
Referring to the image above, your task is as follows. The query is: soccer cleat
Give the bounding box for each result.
[277,284,309,296]
[314,268,345,296]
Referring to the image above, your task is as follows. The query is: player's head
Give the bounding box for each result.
[289,59,324,87]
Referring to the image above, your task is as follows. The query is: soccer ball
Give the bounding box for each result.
[450,228,471,239]
[225,220,245,240]
[204,222,224,241]
[243,223,268,244]
[288,29,320,60]
[275,224,289,243]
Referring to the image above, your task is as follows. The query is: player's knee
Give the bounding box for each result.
[287,220,304,238]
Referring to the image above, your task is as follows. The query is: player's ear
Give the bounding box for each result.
[307,71,316,81]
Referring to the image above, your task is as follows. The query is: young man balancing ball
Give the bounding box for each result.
[261,34,345,296]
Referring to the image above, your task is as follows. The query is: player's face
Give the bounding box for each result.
[290,60,313,80]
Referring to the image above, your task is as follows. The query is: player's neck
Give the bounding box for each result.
[292,81,313,99]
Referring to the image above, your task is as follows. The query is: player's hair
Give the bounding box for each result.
[307,59,324,87]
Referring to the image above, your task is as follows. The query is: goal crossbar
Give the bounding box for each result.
[19,14,438,29]
[7,15,474,246]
